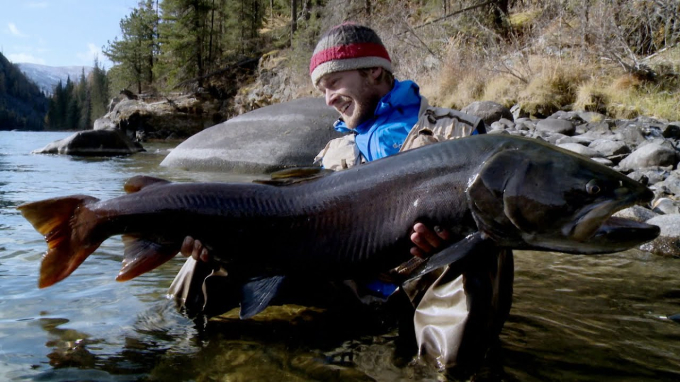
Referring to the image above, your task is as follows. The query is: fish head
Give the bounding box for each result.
[467,139,660,254]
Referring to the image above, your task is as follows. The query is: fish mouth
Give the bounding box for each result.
[568,194,659,253]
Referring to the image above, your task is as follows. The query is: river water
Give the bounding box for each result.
[1,131,679,381]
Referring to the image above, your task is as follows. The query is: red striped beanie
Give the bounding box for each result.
[309,23,392,87]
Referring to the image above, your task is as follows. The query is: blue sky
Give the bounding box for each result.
[0,0,141,68]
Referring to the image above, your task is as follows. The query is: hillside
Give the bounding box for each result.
[0,53,49,130]
[16,63,93,96]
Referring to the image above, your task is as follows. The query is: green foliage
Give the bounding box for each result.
[0,52,48,130]
[103,0,159,93]
[46,59,109,131]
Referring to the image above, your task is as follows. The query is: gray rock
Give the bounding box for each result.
[662,122,680,139]
[462,101,514,125]
[536,118,575,136]
[557,143,602,157]
[618,140,678,171]
[584,121,614,135]
[613,205,659,222]
[652,197,680,215]
[93,95,221,139]
[32,130,144,156]
[591,157,614,166]
[549,110,586,124]
[576,111,607,123]
[627,167,671,186]
[510,104,529,120]
[658,174,680,195]
[614,124,646,145]
[514,118,536,131]
[639,214,680,257]
[160,98,342,173]
[588,139,631,157]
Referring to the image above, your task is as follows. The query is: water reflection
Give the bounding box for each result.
[2,132,680,381]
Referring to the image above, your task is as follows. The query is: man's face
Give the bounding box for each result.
[317,69,384,129]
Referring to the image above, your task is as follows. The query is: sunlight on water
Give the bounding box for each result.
[0,131,679,381]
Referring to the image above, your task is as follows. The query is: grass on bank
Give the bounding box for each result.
[420,45,680,121]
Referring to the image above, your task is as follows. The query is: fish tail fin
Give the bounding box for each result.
[17,195,101,288]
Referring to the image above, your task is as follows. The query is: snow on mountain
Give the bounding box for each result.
[16,63,93,96]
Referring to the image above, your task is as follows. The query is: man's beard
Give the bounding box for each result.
[342,78,383,129]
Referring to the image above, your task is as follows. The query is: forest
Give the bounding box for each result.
[99,0,680,121]
[0,52,49,130]
[4,0,680,131]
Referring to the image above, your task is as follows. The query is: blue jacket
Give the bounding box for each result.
[334,79,422,162]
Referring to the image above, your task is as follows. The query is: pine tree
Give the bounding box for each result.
[89,58,109,122]
[103,0,158,93]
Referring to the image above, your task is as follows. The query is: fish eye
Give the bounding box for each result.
[586,179,601,195]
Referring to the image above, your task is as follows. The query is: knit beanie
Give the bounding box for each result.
[309,23,392,87]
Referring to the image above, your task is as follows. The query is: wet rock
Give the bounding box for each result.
[639,214,680,257]
[160,98,341,173]
[32,130,144,156]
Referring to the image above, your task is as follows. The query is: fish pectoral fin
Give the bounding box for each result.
[239,275,286,319]
[404,232,495,282]
[117,235,181,281]
[123,175,171,193]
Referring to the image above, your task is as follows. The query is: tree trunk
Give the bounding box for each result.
[291,0,298,43]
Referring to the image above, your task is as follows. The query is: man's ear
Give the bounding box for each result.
[369,67,382,81]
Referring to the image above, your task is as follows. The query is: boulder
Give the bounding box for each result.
[617,139,678,171]
[32,130,144,156]
[536,118,575,135]
[93,94,223,139]
[160,98,342,173]
[462,101,513,125]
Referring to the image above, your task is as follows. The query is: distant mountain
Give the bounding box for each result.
[0,53,49,130]
[16,63,93,96]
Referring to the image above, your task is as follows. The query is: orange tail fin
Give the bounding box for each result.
[17,195,102,288]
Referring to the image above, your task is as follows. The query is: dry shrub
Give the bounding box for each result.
[419,38,487,109]
[574,79,609,114]
[517,56,588,116]
[481,75,524,107]
[611,73,644,91]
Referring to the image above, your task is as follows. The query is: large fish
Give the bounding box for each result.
[18,135,659,317]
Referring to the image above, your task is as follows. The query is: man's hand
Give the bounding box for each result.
[181,236,210,263]
[410,223,450,258]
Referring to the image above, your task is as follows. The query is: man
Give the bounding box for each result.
[174,23,513,377]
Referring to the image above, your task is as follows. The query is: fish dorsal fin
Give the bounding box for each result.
[117,235,181,281]
[239,275,286,319]
[124,175,172,193]
[252,167,333,186]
